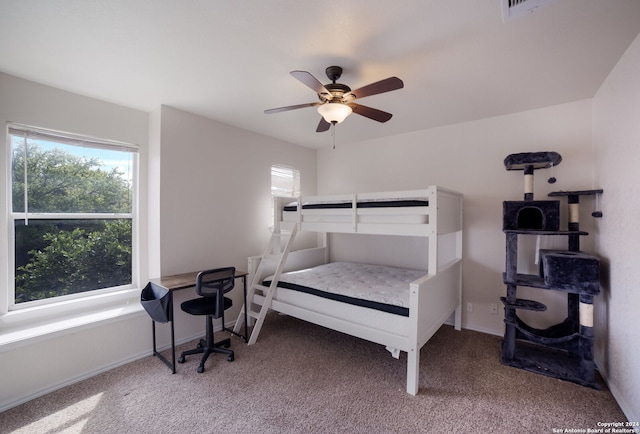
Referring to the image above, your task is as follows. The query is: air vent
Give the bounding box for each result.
[501,0,559,21]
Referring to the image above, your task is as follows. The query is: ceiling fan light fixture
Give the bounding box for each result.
[266,67,403,133]
[317,102,352,124]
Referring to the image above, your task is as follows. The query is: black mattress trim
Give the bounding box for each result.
[283,199,428,212]
[263,279,409,317]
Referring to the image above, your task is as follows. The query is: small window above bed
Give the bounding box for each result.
[271,164,300,227]
[271,164,300,198]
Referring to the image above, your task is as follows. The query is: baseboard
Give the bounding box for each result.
[455,324,634,420]
[447,325,635,421]
[594,355,638,422]
[6,319,630,421]
[0,347,150,413]
[0,323,230,413]
[447,318,503,337]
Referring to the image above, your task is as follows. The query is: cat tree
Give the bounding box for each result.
[501,151,603,388]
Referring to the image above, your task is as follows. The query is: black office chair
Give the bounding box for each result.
[177,267,235,373]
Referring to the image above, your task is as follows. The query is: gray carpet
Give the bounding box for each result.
[0,312,626,433]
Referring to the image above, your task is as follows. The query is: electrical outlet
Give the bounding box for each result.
[490,303,498,315]
[467,302,473,313]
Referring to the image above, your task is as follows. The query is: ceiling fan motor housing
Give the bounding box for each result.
[318,66,353,103]
[319,83,352,102]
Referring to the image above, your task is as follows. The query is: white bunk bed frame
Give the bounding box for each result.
[246,185,463,395]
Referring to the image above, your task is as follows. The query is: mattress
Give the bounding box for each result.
[282,198,430,225]
[264,262,428,317]
[283,198,428,211]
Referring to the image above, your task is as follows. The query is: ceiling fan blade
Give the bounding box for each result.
[264,102,321,114]
[348,103,393,122]
[316,117,331,132]
[290,70,331,96]
[347,76,404,100]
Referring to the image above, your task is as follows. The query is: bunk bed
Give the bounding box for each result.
[243,186,463,395]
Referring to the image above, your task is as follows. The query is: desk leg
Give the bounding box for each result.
[151,291,177,374]
[170,313,176,373]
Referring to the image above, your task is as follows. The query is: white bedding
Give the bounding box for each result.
[268,262,427,310]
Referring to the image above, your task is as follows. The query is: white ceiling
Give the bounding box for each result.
[1,0,640,149]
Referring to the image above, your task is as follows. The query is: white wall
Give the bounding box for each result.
[0,73,151,411]
[593,33,640,422]
[318,100,596,335]
[155,105,317,340]
[0,75,317,411]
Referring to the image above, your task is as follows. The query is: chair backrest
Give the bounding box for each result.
[196,267,235,298]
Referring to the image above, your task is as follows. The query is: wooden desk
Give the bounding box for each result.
[147,269,248,373]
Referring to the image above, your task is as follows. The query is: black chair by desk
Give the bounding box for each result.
[177,267,235,373]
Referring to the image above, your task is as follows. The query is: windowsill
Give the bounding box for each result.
[0,288,144,352]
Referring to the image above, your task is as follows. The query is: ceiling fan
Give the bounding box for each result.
[265,66,404,132]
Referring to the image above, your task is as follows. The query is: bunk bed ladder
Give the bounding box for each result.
[237,220,297,345]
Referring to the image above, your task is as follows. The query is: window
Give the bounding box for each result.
[270,165,300,227]
[8,124,138,308]
[271,164,300,198]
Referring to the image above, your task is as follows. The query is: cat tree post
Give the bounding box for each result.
[500,152,602,388]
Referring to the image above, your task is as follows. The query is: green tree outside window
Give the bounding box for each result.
[11,135,135,304]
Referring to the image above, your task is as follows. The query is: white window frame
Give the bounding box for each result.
[6,123,140,312]
[271,164,300,227]
[271,164,300,198]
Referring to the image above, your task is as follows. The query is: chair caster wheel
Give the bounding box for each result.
[178,355,185,364]
[197,365,204,373]
[227,355,234,362]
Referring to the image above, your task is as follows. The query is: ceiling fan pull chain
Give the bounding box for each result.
[332,122,336,149]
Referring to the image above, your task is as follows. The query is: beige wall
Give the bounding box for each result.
[155,105,317,340]
[593,33,640,421]
[0,74,317,411]
[0,73,151,411]
[318,99,596,335]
